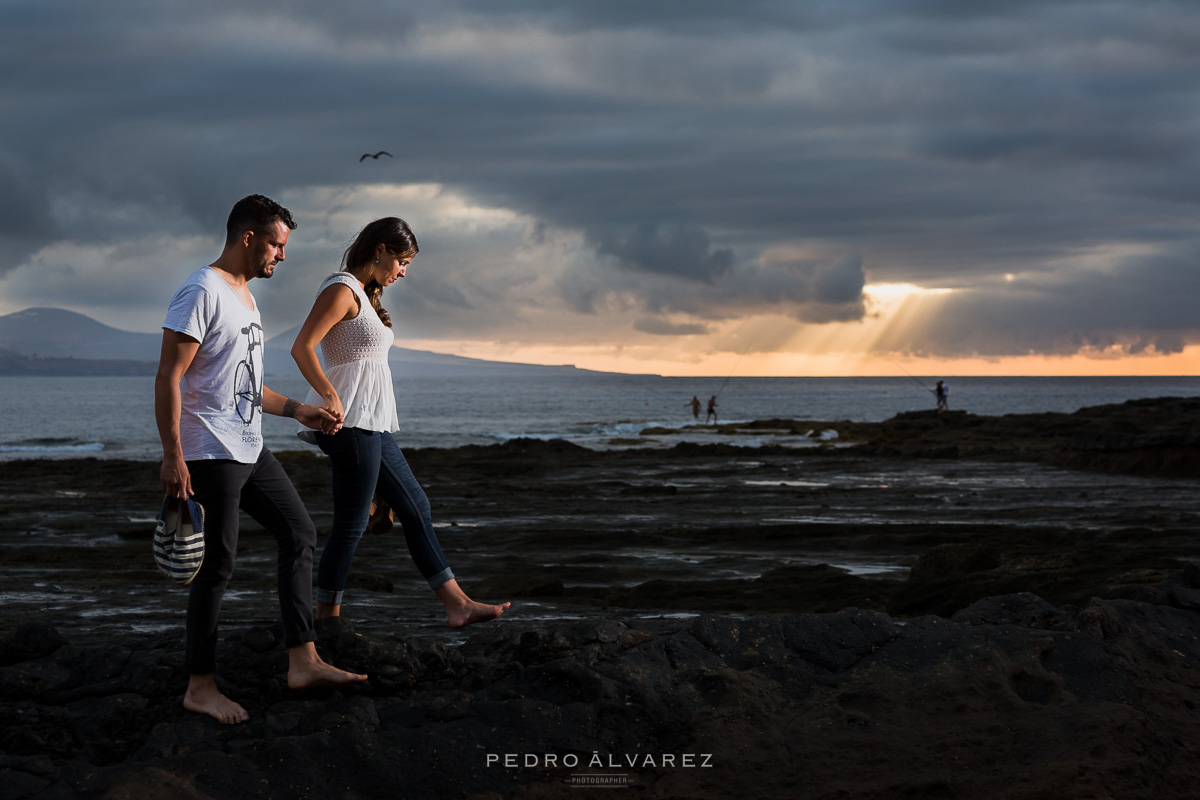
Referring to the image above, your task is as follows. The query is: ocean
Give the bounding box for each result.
[3,374,1199,461]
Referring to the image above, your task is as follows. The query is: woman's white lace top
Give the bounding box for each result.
[297,272,399,442]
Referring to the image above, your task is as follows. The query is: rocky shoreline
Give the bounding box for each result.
[666,394,1200,478]
[3,397,1200,798]
[5,587,1200,798]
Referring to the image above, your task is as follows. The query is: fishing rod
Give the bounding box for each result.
[889,358,935,393]
[713,351,746,400]
[713,328,761,400]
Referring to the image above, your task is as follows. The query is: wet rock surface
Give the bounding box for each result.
[3,397,1200,796]
[847,396,1200,477]
[685,396,1200,477]
[3,590,1200,799]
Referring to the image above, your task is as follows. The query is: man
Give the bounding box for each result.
[935,380,949,414]
[155,194,366,725]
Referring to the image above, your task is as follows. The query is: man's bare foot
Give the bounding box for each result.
[315,601,341,619]
[286,642,368,690]
[183,674,249,725]
[447,599,511,628]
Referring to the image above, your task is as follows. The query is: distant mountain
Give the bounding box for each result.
[0,308,162,362]
[0,308,612,378]
[267,325,604,378]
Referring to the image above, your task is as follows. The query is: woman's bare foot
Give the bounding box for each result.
[315,601,341,619]
[447,599,512,628]
[286,642,368,690]
[436,579,510,628]
[183,674,249,725]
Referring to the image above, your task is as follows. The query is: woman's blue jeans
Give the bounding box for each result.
[314,428,453,605]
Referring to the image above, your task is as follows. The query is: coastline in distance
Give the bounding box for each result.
[0,307,613,378]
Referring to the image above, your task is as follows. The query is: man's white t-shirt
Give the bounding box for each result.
[163,267,265,463]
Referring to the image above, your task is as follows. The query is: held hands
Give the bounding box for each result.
[297,403,343,435]
[313,391,345,435]
[281,395,342,434]
[321,391,345,426]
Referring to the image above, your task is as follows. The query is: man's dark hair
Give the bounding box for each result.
[225,194,297,245]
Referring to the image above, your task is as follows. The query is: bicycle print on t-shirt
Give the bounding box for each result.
[234,322,264,427]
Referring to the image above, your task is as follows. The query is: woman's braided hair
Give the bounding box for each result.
[342,217,419,328]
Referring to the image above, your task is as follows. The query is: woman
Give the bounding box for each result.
[291,217,509,627]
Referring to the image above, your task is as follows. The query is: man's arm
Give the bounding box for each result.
[155,329,200,499]
[262,386,341,434]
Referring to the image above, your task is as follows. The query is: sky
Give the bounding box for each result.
[2,0,1200,377]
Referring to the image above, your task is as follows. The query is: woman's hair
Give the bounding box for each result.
[342,217,419,328]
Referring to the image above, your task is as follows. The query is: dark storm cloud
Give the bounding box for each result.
[0,156,57,268]
[588,223,734,284]
[3,0,1200,356]
[558,249,865,326]
[878,240,1200,357]
[633,318,710,337]
[707,254,866,319]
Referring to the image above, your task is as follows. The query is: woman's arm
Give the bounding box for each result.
[291,283,358,421]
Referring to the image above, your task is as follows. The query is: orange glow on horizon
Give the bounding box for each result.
[394,338,1200,378]
[394,282,1200,377]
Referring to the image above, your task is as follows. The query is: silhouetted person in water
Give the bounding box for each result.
[935,380,949,414]
[686,395,701,420]
[706,395,718,424]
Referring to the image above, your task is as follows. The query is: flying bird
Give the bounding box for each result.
[359,151,393,162]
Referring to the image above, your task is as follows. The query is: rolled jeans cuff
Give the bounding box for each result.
[316,587,344,606]
[428,567,454,591]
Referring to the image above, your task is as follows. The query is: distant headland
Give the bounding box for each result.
[0,307,613,378]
